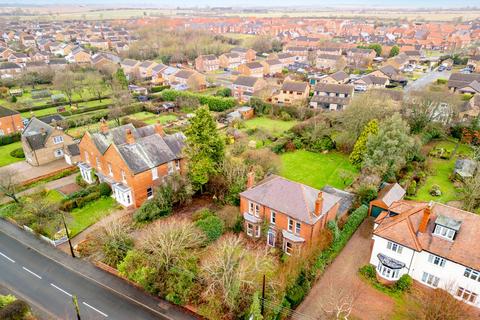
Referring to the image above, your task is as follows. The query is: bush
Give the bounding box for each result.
[395,274,413,292]
[75,174,88,188]
[406,180,417,196]
[0,295,16,309]
[0,132,21,146]
[195,214,225,243]
[98,182,112,197]
[0,299,30,320]
[82,191,101,204]
[358,264,376,279]
[9,148,24,158]
[161,89,236,112]
[60,199,76,212]
[436,78,447,85]
[150,85,170,93]
[357,184,378,205]
[134,200,169,223]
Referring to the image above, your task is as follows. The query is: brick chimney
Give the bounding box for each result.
[100,118,109,134]
[125,128,135,144]
[40,127,46,136]
[246,167,255,189]
[154,121,165,136]
[315,192,323,216]
[419,202,433,233]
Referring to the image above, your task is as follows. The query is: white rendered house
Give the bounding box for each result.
[369,200,480,308]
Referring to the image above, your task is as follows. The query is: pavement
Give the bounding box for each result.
[0,219,198,320]
[404,69,451,93]
[0,159,72,184]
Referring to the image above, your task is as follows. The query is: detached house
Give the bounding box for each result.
[261,59,283,76]
[310,83,354,110]
[273,81,310,105]
[232,76,268,102]
[21,117,75,166]
[448,73,480,92]
[353,74,390,91]
[171,69,206,90]
[66,47,91,65]
[0,106,24,135]
[195,54,219,72]
[230,47,256,62]
[239,175,341,255]
[78,121,185,208]
[370,199,480,308]
[238,61,264,78]
[318,70,349,84]
[121,59,141,80]
[138,60,159,80]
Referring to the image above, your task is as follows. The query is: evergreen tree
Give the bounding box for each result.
[185,105,225,191]
[248,292,263,320]
[389,45,400,57]
[349,119,379,168]
[115,68,128,88]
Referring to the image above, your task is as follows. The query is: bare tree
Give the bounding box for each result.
[85,71,107,102]
[320,280,361,320]
[53,70,77,106]
[0,168,20,203]
[461,172,480,212]
[108,82,132,126]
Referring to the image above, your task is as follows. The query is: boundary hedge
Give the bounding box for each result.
[161,89,236,112]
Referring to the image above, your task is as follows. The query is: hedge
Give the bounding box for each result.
[16,95,111,113]
[284,205,369,308]
[59,102,112,117]
[150,85,170,93]
[161,89,236,112]
[61,183,110,211]
[0,132,21,146]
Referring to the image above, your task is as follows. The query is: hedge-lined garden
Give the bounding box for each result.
[161,89,236,111]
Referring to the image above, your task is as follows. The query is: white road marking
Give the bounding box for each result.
[0,251,15,263]
[50,283,72,297]
[83,302,108,317]
[22,266,42,279]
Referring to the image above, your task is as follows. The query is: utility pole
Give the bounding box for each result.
[261,274,266,316]
[61,212,75,258]
[72,295,81,320]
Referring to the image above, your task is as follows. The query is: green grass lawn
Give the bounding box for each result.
[68,197,118,237]
[243,117,298,136]
[280,150,359,189]
[20,98,113,118]
[0,142,24,167]
[412,140,472,203]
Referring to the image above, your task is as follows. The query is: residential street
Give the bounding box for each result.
[0,220,198,320]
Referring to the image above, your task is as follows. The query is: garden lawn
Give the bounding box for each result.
[243,117,297,136]
[68,197,118,237]
[0,142,24,167]
[280,150,359,190]
[412,140,471,204]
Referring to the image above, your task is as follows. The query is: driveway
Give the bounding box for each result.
[0,159,72,184]
[404,69,451,93]
[296,219,395,320]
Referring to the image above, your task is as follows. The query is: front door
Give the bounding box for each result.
[267,230,276,247]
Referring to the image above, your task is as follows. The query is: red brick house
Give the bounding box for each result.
[195,54,219,72]
[78,121,185,208]
[239,175,341,255]
[0,106,24,135]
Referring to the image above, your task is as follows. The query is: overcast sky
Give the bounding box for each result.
[9,0,480,8]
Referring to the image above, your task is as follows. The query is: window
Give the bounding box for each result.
[433,224,455,240]
[428,254,446,267]
[387,241,403,254]
[267,230,276,247]
[84,151,90,164]
[168,161,174,174]
[249,201,260,217]
[288,218,294,232]
[54,148,64,158]
[96,157,101,169]
[456,287,478,304]
[121,170,127,184]
[421,272,440,287]
[151,168,158,180]
[376,264,400,280]
[53,136,64,144]
[175,160,181,170]
[108,163,113,177]
[295,221,301,235]
[270,211,276,225]
[246,223,254,236]
[246,223,260,237]
[464,268,480,282]
[284,240,293,255]
[147,187,153,199]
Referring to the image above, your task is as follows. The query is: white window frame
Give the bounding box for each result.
[246,223,254,237]
[53,135,64,144]
[456,287,478,304]
[295,221,301,235]
[121,170,127,184]
[464,268,480,282]
[433,224,455,240]
[108,163,113,177]
[387,241,403,254]
[151,167,158,180]
[376,263,400,280]
[288,218,294,232]
[54,148,64,158]
[249,201,260,217]
[283,240,293,255]
[270,211,276,225]
[421,272,440,287]
[84,151,90,164]
[146,186,154,200]
[428,253,446,267]
[267,229,276,247]
[175,159,181,170]
[96,156,101,169]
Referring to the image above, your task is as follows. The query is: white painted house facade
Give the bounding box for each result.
[369,200,480,308]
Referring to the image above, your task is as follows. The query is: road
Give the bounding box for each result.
[404,69,451,93]
[0,231,167,320]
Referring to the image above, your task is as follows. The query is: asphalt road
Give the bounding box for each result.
[404,69,451,93]
[0,232,166,320]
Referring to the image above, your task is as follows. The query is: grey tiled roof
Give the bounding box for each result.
[0,106,19,117]
[22,117,53,150]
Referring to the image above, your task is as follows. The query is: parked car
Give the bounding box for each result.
[438,66,446,72]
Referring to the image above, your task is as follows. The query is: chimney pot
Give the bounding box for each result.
[419,202,433,233]
[155,120,165,136]
[246,167,255,189]
[315,192,323,215]
[100,118,109,134]
[125,128,135,144]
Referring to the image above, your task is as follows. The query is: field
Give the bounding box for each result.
[280,150,359,190]
[0,142,24,167]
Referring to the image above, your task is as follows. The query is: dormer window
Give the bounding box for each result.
[433,215,461,241]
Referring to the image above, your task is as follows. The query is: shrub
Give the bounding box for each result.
[195,214,225,243]
[134,200,167,223]
[98,182,112,197]
[358,264,376,279]
[0,295,16,309]
[0,299,30,320]
[357,184,378,205]
[161,89,236,112]
[82,191,101,204]
[436,78,447,85]
[395,274,413,292]
[9,148,24,158]
[60,199,77,212]
[10,95,17,103]
[75,174,88,187]
[150,85,170,93]
[0,132,21,146]
[406,180,417,196]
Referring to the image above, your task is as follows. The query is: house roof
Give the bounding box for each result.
[66,142,80,156]
[374,201,480,270]
[121,58,139,67]
[281,81,308,92]
[22,117,53,150]
[314,83,354,95]
[239,175,341,225]
[233,75,260,87]
[244,61,263,69]
[448,73,480,90]
[377,183,406,207]
[174,69,195,79]
[0,106,19,118]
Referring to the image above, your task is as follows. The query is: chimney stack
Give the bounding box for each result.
[315,192,323,216]
[246,167,255,189]
[40,127,46,136]
[419,202,433,233]
[51,119,57,129]
[125,128,135,144]
[154,120,165,136]
[100,118,109,134]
